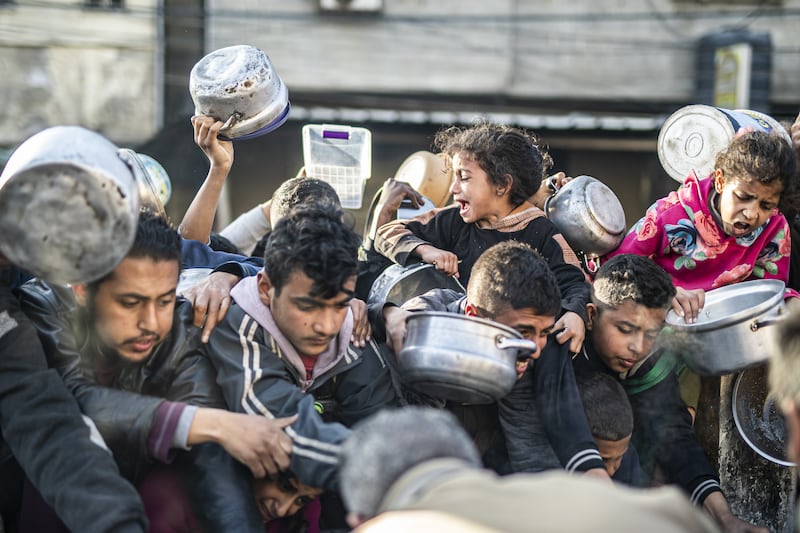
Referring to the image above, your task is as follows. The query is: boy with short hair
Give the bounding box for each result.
[376,240,607,478]
[205,204,399,493]
[574,253,767,532]
[575,372,642,485]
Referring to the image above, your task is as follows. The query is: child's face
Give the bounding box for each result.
[713,170,782,238]
[450,152,509,224]
[252,476,323,523]
[595,434,631,477]
[587,301,667,373]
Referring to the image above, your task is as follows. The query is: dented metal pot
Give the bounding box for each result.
[0,126,139,284]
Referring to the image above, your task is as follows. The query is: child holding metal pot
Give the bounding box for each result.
[374,121,590,355]
[607,129,797,324]
[605,130,797,414]
[371,241,610,482]
[573,254,768,533]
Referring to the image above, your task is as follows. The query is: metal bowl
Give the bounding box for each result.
[544,175,626,258]
[732,364,795,467]
[397,311,537,404]
[0,126,139,284]
[664,280,786,376]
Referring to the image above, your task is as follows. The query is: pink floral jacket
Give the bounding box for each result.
[605,172,790,290]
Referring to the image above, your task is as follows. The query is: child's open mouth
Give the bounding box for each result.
[732,221,752,235]
[457,200,469,216]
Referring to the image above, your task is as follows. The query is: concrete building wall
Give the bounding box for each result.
[206,0,800,106]
[0,0,160,146]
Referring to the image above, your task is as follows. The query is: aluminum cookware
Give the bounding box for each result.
[190,45,290,140]
[732,364,794,467]
[544,175,626,259]
[664,279,787,376]
[367,262,464,308]
[657,105,792,183]
[397,311,538,404]
[0,126,139,284]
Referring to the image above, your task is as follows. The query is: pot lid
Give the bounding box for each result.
[584,179,626,236]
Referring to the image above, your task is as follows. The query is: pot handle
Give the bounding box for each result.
[750,314,787,332]
[496,336,538,360]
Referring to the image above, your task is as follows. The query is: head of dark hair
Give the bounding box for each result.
[577,372,633,441]
[263,204,360,299]
[591,254,676,311]
[271,177,342,222]
[433,121,553,207]
[715,130,798,214]
[467,241,561,317]
[88,210,181,292]
[209,232,242,255]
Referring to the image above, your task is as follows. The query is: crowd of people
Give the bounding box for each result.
[1,109,800,533]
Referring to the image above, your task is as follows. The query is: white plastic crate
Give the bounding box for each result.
[302,124,372,209]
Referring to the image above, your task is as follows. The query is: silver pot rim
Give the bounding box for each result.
[665,279,785,332]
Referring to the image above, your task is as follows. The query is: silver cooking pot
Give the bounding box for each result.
[664,279,787,376]
[0,126,139,284]
[397,311,538,404]
[544,175,626,261]
[732,364,794,467]
[367,262,464,307]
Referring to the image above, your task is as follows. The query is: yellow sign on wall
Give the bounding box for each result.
[714,43,753,109]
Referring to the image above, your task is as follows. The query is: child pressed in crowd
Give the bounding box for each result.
[576,372,642,486]
[607,130,797,322]
[374,121,589,353]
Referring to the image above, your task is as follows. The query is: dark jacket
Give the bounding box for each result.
[205,298,400,492]
[573,340,722,505]
[17,279,264,532]
[1,271,146,532]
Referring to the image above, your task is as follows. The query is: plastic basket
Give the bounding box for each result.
[302,124,371,209]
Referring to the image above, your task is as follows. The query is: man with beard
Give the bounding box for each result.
[18,211,295,531]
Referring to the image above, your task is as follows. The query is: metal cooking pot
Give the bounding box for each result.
[190,45,290,140]
[732,364,794,467]
[664,280,787,376]
[544,175,626,259]
[0,126,139,284]
[367,262,464,308]
[397,311,538,404]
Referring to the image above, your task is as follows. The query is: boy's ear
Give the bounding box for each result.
[256,271,273,307]
[586,303,598,331]
[72,284,88,306]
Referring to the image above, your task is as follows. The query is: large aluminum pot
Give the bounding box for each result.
[397,311,538,404]
[367,262,464,307]
[190,45,290,140]
[732,364,794,467]
[0,126,139,284]
[664,279,787,376]
[544,175,626,259]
